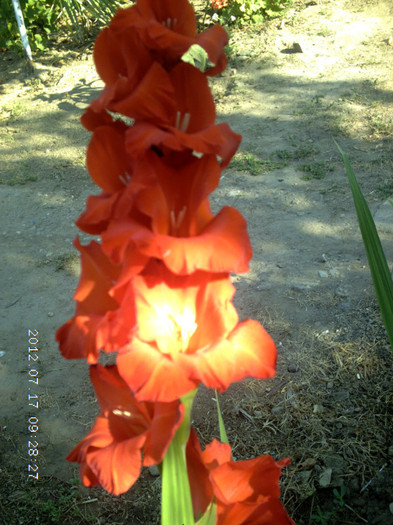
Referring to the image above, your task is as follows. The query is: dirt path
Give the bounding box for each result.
[1,0,393,523]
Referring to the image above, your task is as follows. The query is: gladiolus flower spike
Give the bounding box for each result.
[57,0,294,522]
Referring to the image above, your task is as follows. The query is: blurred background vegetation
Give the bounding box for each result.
[0,0,292,53]
[0,0,127,52]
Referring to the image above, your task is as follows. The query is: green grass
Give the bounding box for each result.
[297,161,333,180]
[0,173,38,185]
[377,180,393,200]
[275,145,318,160]
[230,151,286,175]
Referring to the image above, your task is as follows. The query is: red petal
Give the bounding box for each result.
[186,428,214,518]
[194,320,276,391]
[143,401,185,465]
[196,25,228,76]
[81,105,116,132]
[86,126,130,192]
[72,239,119,314]
[111,62,176,123]
[149,206,252,274]
[56,314,101,364]
[76,192,120,235]
[117,339,197,402]
[136,0,197,36]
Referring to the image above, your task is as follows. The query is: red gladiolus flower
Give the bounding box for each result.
[116,260,276,402]
[100,0,228,75]
[124,62,241,166]
[67,364,184,495]
[85,0,228,124]
[186,429,295,524]
[56,238,136,363]
[101,151,252,275]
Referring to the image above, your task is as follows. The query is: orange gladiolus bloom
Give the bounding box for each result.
[186,429,295,524]
[85,0,228,123]
[56,238,136,363]
[101,151,252,275]
[127,0,228,74]
[67,365,184,495]
[96,0,228,76]
[116,260,276,402]
[124,62,241,167]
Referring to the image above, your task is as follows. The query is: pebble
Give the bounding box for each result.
[313,404,324,414]
[287,363,298,373]
[48,312,54,317]
[319,467,332,488]
[148,465,160,477]
[389,502,393,515]
[286,389,299,409]
[318,270,328,278]
[291,283,316,291]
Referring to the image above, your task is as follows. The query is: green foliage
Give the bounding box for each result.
[231,150,286,175]
[311,505,336,525]
[59,0,127,41]
[332,486,347,508]
[0,0,61,51]
[206,0,292,27]
[297,161,333,180]
[310,487,347,525]
[0,0,127,52]
[338,143,393,351]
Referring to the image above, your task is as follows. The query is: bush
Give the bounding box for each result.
[0,0,61,51]
[207,0,292,26]
[0,0,127,53]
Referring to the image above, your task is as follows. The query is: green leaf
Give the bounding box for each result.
[161,389,197,525]
[337,142,393,351]
[195,501,217,525]
[181,44,211,72]
[214,390,229,445]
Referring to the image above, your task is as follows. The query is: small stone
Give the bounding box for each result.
[389,502,393,515]
[335,286,349,299]
[313,404,324,414]
[292,42,303,53]
[286,389,299,408]
[300,458,317,470]
[318,270,328,278]
[287,363,298,373]
[148,465,160,477]
[328,268,340,277]
[325,454,346,471]
[48,312,54,318]
[319,468,332,488]
[297,470,312,482]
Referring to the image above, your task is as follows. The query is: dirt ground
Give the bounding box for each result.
[1,0,393,523]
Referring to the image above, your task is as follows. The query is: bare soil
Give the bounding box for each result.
[1,0,393,523]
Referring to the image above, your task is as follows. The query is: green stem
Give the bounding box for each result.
[161,389,197,525]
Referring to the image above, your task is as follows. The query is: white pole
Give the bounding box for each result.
[11,0,34,71]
